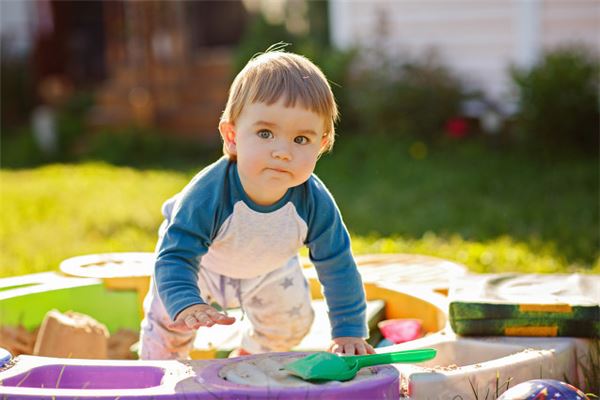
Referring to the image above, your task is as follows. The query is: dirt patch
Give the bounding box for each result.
[108,328,139,359]
[0,325,37,356]
[0,324,138,360]
[423,364,460,372]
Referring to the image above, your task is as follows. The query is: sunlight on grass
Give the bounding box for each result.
[316,136,599,269]
[1,159,598,278]
[351,234,599,274]
[0,163,189,277]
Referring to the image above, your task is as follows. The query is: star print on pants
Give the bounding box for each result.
[280,277,294,289]
[287,304,303,317]
[227,279,240,289]
[248,296,264,307]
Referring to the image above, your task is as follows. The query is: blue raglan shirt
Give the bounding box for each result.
[155,157,367,338]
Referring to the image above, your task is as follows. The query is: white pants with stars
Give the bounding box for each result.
[138,256,315,359]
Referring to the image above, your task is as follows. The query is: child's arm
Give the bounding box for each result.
[154,164,228,323]
[155,199,212,322]
[303,177,369,348]
[168,303,235,332]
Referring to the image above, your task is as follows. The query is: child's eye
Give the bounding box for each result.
[294,136,309,145]
[257,130,273,139]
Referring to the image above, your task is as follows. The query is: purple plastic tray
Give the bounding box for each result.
[1,364,164,389]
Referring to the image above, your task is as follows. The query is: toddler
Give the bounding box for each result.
[139,50,374,359]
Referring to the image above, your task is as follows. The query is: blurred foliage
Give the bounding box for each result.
[232,2,331,73]
[0,44,35,130]
[1,91,220,170]
[1,125,47,168]
[233,13,465,143]
[347,52,466,141]
[55,92,95,156]
[82,129,220,170]
[511,46,599,155]
[232,14,294,73]
[234,13,600,154]
[2,92,94,167]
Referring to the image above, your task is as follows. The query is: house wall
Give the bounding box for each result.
[328,0,599,105]
[540,1,599,49]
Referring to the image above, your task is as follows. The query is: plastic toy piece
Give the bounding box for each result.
[284,348,436,381]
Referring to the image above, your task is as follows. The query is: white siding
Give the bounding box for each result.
[540,1,600,50]
[329,0,599,103]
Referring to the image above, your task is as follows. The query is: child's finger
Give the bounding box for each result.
[184,314,203,329]
[330,343,343,354]
[355,343,368,355]
[193,312,221,328]
[168,309,235,332]
[192,310,234,327]
[203,319,215,327]
[366,343,376,354]
[216,313,236,324]
[343,343,357,355]
[168,317,196,332]
[357,341,375,355]
[205,309,236,325]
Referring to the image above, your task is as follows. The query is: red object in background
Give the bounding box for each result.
[445,117,469,138]
[378,319,423,344]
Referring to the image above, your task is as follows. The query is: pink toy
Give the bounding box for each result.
[378,319,423,344]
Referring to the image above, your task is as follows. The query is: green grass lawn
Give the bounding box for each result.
[1,136,598,277]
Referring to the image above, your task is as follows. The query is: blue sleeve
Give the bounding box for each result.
[304,176,368,339]
[154,161,227,321]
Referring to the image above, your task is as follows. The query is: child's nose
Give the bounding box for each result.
[272,144,292,160]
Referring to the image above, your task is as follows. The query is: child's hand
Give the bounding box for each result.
[168,303,236,332]
[329,337,376,355]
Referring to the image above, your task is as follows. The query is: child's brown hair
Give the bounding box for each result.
[220,50,338,158]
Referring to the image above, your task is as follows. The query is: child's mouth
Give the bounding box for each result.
[266,168,289,174]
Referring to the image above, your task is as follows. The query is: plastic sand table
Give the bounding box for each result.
[0,352,399,399]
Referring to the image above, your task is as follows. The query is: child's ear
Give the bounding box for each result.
[219,120,237,155]
[321,134,329,150]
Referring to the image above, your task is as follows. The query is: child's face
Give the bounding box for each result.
[220,98,326,206]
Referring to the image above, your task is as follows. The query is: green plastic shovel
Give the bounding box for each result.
[283,348,436,382]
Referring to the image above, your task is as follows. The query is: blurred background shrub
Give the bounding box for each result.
[232,12,467,145]
[511,46,599,155]
[3,4,598,167]
[345,52,465,142]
